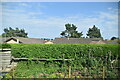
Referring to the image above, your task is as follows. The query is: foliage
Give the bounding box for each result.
[0,43,11,49]
[4,44,118,78]
[60,23,83,38]
[4,73,12,78]
[117,39,120,44]
[11,44,119,59]
[111,37,118,40]
[2,27,28,38]
[87,25,102,38]
[12,61,64,78]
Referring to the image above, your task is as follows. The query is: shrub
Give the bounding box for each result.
[11,44,119,58]
[0,43,11,49]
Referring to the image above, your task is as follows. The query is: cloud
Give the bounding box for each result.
[19,3,29,7]
[108,8,112,10]
[99,12,118,20]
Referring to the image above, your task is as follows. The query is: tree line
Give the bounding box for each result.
[1,23,119,41]
[61,23,102,39]
[2,27,28,38]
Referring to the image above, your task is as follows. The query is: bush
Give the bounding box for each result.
[0,43,11,49]
[10,44,119,67]
[11,44,119,58]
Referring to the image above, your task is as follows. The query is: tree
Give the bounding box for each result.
[60,23,83,38]
[117,39,120,44]
[87,25,102,38]
[2,27,28,38]
[111,37,118,40]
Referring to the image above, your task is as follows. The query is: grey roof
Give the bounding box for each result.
[0,37,9,43]
[1,37,46,44]
[0,37,118,44]
[104,41,118,44]
[89,41,106,44]
[0,38,4,43]
[52,38,103,44]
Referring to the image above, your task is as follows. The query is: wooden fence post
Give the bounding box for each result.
[63,54,65,67]
[68,65,71,78]
[12,62,14,78]
[102,66,105,80]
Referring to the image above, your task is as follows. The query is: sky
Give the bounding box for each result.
[1,0,119,2]
[0,2,118,39]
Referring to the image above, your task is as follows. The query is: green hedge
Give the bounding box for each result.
[10,44,119,67]
[7,44,119,78]
[11,44,119,59]
[0,43,11,49]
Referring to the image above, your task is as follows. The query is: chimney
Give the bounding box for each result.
[17,39,19,43]
[68,37,70,40]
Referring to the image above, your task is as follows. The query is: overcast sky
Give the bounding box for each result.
[0,2,118,39]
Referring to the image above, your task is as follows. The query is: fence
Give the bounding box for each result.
[3,60,119,79]
[0,51,119,79]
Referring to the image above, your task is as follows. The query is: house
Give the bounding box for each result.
[0,37,47,44]
[0,37,118,44]
[52,37,106,44]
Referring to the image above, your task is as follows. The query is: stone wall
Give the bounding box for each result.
[0,49,11,71]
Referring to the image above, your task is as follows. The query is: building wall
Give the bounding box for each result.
[45,41,53,44]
